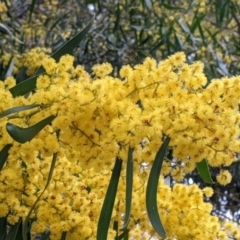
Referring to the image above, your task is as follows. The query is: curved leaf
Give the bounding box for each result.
[6,115,56,143]
[0,144,12,171]
[0,104,39,119]
[113,220,118,236]
[0,23,24,44]
[16,67,28,84]
[118,229,129,240]
[5,219,23,240]
[22,151,58,240]
[146,136,170,239]
[122,147,134,230]
[60,232,67,240]
[9,18,93,97]
[35,18,94,76]
[29,0,38,22]
[0,217,7,240]
[4,56,14,79]
[9,74,42,97]
[97,158,122,240]
[197,159,214,184]
[41,231,50,240]
[144,0,152,9]
[162,3,183,10]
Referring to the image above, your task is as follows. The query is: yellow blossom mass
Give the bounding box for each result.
[0,51,240,239]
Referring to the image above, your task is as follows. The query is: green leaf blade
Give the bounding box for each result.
[22,151,58,240]
[161,3,183,10]
[0,217,7,240]
[0,144,12,171]
[28,0,38,22]
[144,0,152,9]
[35,18,94,76]
[60,232,67,240]
[9,74,41,97]
[5,219,23,240]
[41,231,50,240]
[6,115,56,143]
[122,148,134,230]
[9,18,93,97]
[118,229,129,240]
[0,104,40,119]
[97,158,123,240]
[16,67,28,84]
[146,136,170,239]
[197,159,214,184]
[4,56,14,79]
[51,18,93,61]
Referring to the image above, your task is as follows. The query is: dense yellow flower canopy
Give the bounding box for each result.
[0,52,240,239]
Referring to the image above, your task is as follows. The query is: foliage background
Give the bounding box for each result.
[1,0,240,226]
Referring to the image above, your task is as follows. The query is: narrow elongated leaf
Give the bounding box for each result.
[0,23,24,44]
[49,17,93,61]
[35,18,94,76]
[150,38,164,54]
[4,56,14,78]
[0,217,7,240]
[49,12,71,33]
[60,232,67,240]
[0,104,39,119]
[218,0,229,24]
[22,151,58,240]
[197,159,214,184]
[144,0,152,9]
[9,18,93,97]
[119,26,128,43]
[97,158,123,240]
[40,230,50,240]
[113,4,120,32]
[5,219,22,240]
[29,0,38,22]
[161,3,183,10]
[188,13,206,46]
[6,115,56,143]
[122,148,134,230]
[205,28,221,43]
[146,137,170,239]
[113,221,118,237]
[174,33,183,50]
[118,229,129,240]
[139,36,151,46]
[197,17,206,45]
[85,0,98,3]
[0,144,12,170]
[9,74,42,97]
[16,67,28,84]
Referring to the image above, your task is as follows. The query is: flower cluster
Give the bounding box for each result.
[0,47,51,76]
[117,177,240,240]
[0,52,240,239]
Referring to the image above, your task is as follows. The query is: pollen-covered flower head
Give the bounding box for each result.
[92,62,113,78]
[216,170,232,185]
